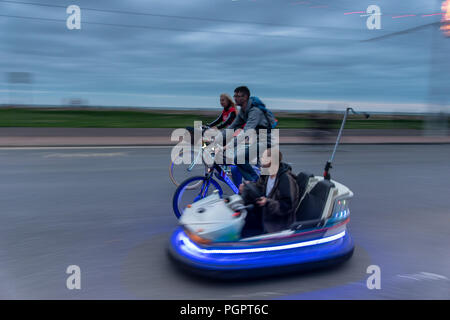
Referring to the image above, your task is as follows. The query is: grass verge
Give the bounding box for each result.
[0,107,434,129]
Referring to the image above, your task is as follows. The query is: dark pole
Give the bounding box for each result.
[324,108,369,180]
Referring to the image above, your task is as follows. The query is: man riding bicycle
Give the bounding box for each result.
[222,86,276,183]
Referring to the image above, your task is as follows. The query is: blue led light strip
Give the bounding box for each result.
[179,230,346,255]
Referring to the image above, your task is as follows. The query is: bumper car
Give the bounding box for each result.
[168,108,368,279]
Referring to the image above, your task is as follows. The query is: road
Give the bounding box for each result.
[0,144,449,299]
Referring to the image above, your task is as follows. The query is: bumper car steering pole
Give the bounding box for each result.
[323,107,370,180]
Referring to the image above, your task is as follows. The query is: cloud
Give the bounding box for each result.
[0,0,448,112]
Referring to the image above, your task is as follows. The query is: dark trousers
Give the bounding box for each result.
[241,207,264,238]
[231,144,260,182]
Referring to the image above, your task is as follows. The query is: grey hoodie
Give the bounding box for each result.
[228,97,270,131]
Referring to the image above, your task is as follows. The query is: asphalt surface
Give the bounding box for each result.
[1,128,449,147]
[0,144,449,299]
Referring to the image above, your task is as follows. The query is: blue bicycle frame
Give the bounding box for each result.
[194,162,262,202]
[173,161,261,218]
[193,163,239,203]
[213,164,240,194]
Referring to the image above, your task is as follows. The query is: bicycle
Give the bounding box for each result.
[169,139,209,190]
[169,126,240,189]
[172,147,260,219]
[169,125,221,189]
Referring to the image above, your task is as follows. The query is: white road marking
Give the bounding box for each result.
[397,272,449,281]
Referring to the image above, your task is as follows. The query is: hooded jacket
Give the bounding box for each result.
[254,162,300,233]
[228,96,271,131]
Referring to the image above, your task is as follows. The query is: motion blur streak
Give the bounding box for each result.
[392,15,417,19]
[344,12,364,15]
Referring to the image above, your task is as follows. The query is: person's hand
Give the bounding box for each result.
[238,181,250,194]
[214,144,224,155]
[233,129,242,137]
[256,197,267,207]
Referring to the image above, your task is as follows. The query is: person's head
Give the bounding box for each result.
[220,93,235,109]
[233,86,250,107]
[261,148,282,175]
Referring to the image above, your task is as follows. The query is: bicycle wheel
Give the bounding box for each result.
[169,148,206,189]
[172,176,223,219]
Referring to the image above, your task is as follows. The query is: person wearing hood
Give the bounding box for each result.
[240,148,300,237]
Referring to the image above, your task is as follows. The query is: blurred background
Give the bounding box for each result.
[0,0,448,134]
[1,1,450,300]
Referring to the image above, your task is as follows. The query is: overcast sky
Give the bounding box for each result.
[1,0,448,112]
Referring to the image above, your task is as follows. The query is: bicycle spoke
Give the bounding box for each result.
[173,176,223,218]
[170,148,206,188]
